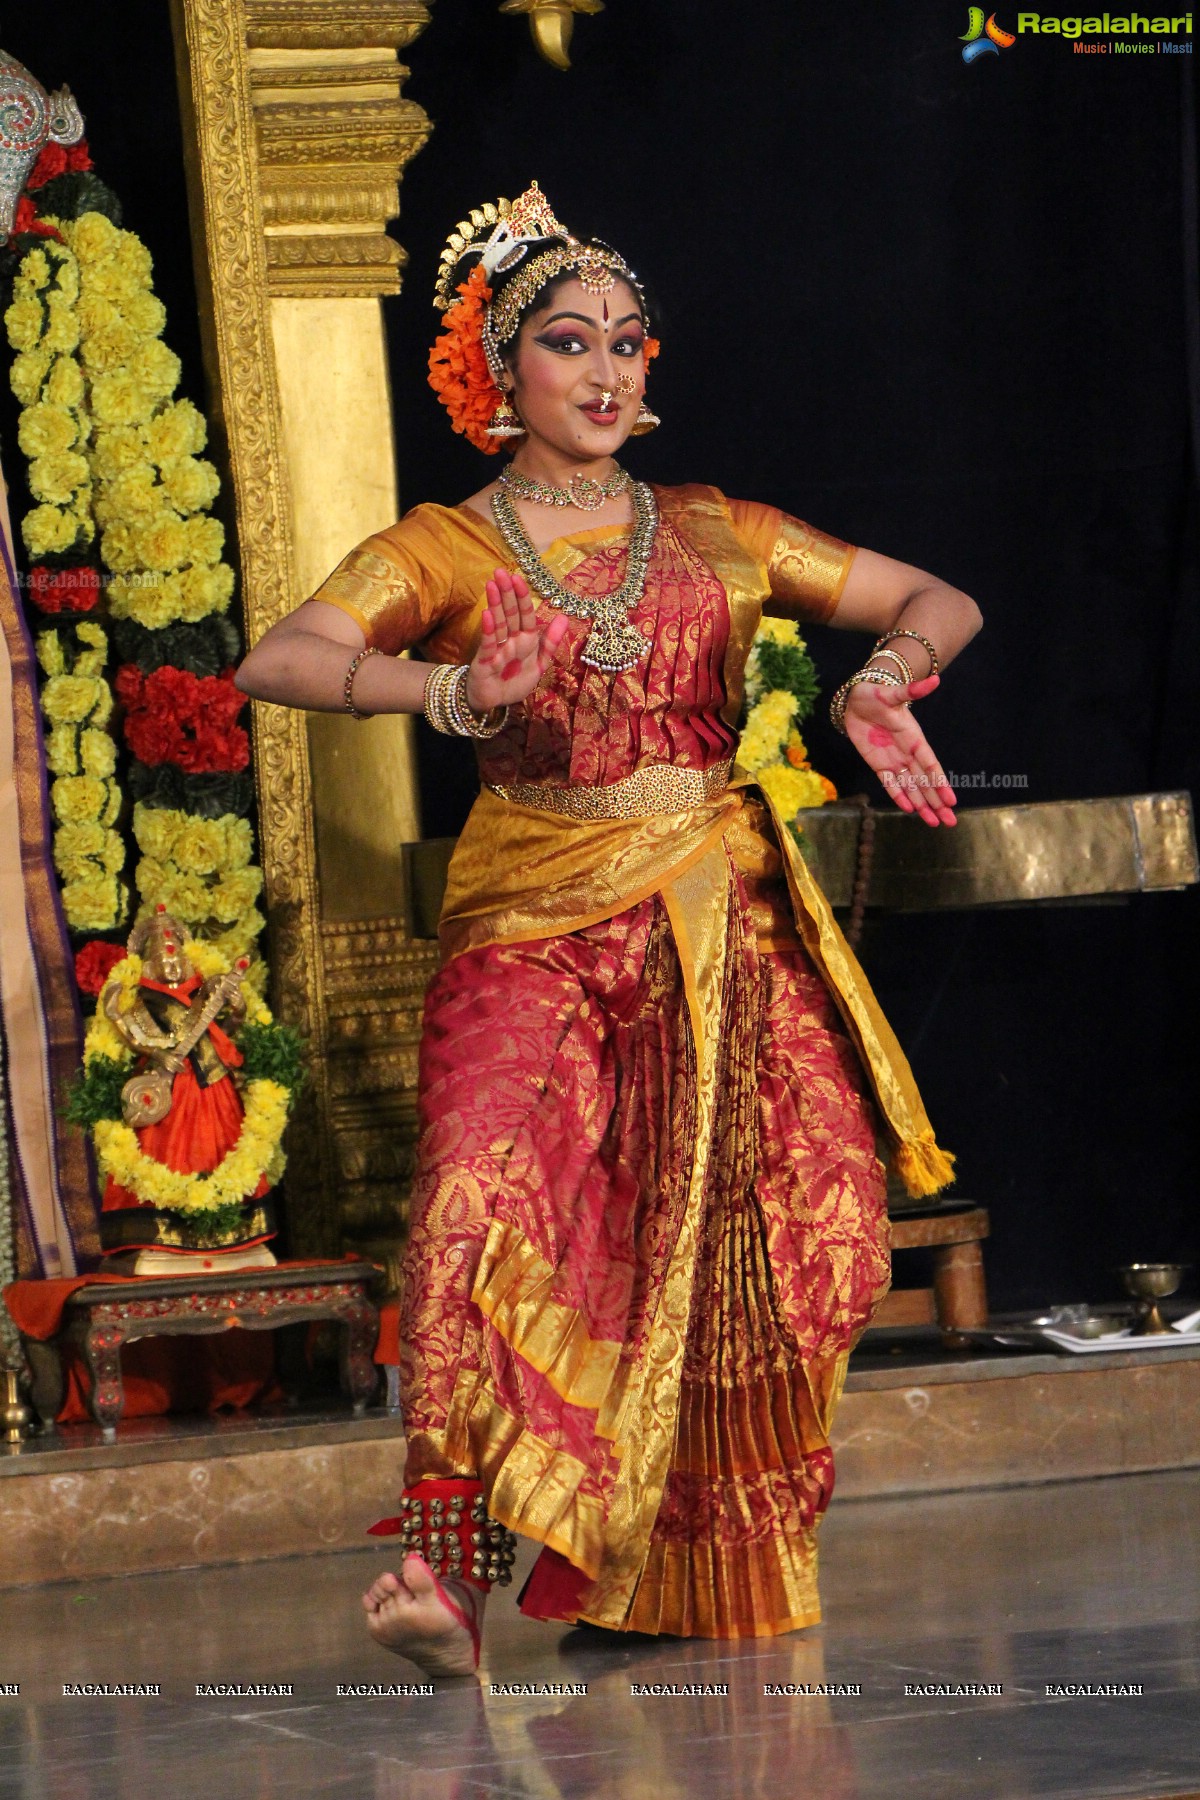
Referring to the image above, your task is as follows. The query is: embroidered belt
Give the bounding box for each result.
[486,757,733,821]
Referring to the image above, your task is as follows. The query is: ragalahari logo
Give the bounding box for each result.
[961,7,1018,57]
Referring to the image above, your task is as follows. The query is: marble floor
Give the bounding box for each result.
[1,1467,1197,1800]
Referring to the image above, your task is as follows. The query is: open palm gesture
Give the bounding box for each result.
[465,568,568,714]
[844,674,958,827]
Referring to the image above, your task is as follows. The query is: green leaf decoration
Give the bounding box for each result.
[236,1021,307,1110]
[63,1054,131,1129]
[752,637,821,721]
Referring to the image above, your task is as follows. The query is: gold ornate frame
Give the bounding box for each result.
[169,0,440,1269]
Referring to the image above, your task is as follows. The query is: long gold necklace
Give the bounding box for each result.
[490,481,658,674]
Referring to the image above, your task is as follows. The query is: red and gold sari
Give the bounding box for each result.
[315,483,952,1639]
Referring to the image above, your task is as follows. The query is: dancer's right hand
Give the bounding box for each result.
[465,568,569,713]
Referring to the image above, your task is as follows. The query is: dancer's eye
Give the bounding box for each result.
[535,333,587,354]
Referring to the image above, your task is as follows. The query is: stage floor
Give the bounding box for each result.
[0,1467,1196,1800]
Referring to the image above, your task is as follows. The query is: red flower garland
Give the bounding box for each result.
[27,142,94,188]
[29,565,102,614]
[12,194,61,241]
[115,665,250,773]
[74,939,127,996]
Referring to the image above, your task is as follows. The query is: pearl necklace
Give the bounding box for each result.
[489,481,658,674]
[498,463,631,511]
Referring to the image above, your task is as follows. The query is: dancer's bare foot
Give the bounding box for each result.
[362,1554,486,1678]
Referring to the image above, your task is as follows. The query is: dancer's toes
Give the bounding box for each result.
[363,1571,404,1613]
[363,1556,484,1679]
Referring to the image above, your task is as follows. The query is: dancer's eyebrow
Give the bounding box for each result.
[539,311,641,330]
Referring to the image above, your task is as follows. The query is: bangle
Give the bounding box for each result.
[874,629,939,678]
[343,645,381,719]
[422,663,508,739]
[423,662,458,734]
[866,647,914,685]
[447,664,508,739]
[829,667,905,736]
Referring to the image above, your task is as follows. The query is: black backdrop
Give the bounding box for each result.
[5,3,1197,1310]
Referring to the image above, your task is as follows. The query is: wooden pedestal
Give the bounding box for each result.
[870,1205,991,1343]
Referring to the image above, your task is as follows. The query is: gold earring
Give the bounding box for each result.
[486,395,526,439]
[630,401,660,436]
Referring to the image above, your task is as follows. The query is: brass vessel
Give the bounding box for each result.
[1119,1263,1188,1336]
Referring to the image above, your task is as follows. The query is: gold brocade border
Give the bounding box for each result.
[406,1361,608,1579]
[583,843,732,1626]
[473,1218,622,1412]
[619,1527,823,1640]
[168,0,339,1247]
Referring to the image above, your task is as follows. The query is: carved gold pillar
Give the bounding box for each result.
[170,0,440,1260]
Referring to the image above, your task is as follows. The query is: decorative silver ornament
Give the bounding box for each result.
[0,50,85,240]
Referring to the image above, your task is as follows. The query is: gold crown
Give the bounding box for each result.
[506,179,566,241]
[433,181,576,312]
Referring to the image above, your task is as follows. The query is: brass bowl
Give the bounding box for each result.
[1118,1263,1189,1335]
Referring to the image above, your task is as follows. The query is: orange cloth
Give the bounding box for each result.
[55,1333,281,1424]
[375,1298,400,1367]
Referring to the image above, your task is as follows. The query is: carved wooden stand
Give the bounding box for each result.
[36,1262,380,1440]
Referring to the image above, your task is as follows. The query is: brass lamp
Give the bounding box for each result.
[499,0,606,70]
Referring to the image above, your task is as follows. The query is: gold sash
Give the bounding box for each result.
[440,773,953,1197]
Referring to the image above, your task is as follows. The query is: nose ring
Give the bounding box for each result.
[616,373,636,395]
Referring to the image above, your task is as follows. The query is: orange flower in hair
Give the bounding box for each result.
[427,266,503,456]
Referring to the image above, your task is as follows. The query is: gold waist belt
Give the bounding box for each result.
[486,757,733,821]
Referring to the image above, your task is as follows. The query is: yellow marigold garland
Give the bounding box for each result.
[35,622,127,930]
[61,211,236,631]
[131,804,265,965]
[4,239,94,559]
[92,1085,289,1216]
[739,618,837,814]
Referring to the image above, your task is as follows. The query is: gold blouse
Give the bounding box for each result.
[308,484,855,666]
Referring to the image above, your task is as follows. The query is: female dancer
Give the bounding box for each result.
[236,182,981,1676]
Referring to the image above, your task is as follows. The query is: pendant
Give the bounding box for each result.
[567,475,609,511]
[580,607,647,673]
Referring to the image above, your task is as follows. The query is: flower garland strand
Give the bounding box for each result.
[2,141,266,981]
[739,618,838,817]
[4,216,127,936]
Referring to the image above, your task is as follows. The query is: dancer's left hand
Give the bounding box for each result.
[843,674,958,826]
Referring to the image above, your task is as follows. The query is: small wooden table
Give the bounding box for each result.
[26,1261,381,1439]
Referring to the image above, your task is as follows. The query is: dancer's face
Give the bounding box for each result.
[507,276,646,462]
